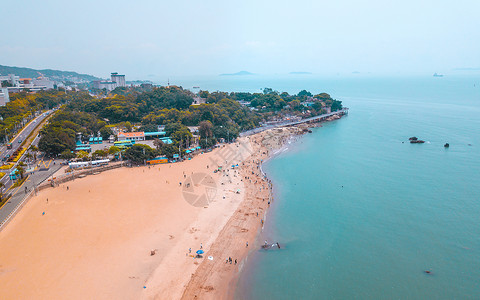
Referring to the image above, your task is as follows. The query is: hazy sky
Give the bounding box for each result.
[1,0,479,79]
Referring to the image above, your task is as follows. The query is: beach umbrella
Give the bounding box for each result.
[196,250,204,254]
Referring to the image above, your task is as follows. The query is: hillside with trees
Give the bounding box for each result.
[0,65,100,82]
[16,85,342,158]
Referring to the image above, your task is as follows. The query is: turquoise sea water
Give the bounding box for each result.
[176,75,480,299]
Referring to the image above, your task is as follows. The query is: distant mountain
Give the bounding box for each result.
[0,64,100,82]
[220,71,254,76]
[453,67,480,71]
[290,71,312,75]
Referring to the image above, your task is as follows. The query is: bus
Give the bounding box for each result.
[6,143,12,149]
[114,140,134,148]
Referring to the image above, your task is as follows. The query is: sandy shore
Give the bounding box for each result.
[0,124,317,300]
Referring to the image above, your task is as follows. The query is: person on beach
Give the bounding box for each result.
[200,243,203,249]
[189,248,191,253]
[246,241,248,247]
[235,259,237,265]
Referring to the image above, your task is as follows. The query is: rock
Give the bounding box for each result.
[444,143,449,148]
[410,140,425,144]
[409,137,418,141]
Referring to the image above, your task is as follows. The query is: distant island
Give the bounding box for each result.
[0,64,100,82]
[289,72,312,75]
[220,71,254,76]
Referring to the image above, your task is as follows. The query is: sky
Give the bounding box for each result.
[1,0,480,79]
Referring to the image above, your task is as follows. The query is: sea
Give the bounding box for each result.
[171,74,480,299]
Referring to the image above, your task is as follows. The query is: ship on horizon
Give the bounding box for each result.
[433,72,444,77]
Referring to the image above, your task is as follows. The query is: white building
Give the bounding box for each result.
[111,72,126,87]
[117,131,145,141]
[93,72,126,91]
[0,88,9,106]
[93,80,117,91]
[33,76,55,89]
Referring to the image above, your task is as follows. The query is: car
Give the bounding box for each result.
[18,140,22,143]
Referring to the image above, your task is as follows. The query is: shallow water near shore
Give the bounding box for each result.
[228,76,480,299]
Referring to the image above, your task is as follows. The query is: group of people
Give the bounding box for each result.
[225,257,237,265]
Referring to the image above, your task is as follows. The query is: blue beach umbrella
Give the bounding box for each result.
[196,250,204,254]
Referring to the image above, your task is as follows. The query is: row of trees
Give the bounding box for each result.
[0,90,79,142]
[35,86,341,158]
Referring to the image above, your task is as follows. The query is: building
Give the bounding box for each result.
[110,72,126,87]
[144,131,166,140]
[93,72,126,91]
[33,76,55,89]
[146,157,168,165]
[0,88,9,106]
[93,80,117,91]
[88,137,103,144]
[117,131,145,141]
[18,78,34,89]
[0,74,19,86]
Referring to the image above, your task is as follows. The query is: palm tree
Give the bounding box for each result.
[15,166,26,179]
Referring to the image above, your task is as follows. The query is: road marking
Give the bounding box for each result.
[37,159,52,169]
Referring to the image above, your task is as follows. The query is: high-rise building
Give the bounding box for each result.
[111,72,126,87]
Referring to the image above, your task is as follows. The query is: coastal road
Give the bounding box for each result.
[0,111,53,192]
[0,109,64,229]
[0,110,53,162]
[240,109,349,137]
[0,157,63,229]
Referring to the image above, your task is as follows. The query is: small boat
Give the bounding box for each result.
[433,73,444,77]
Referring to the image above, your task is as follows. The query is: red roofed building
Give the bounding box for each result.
[117,131,145,141]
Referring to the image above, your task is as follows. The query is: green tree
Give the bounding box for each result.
[331,100,343,111]
[123,144,157,164]
[199,120,213,138]
[76,150,90,160]
[298,90,312,97]
[153,138,164,151]
[15,166,26,179]
[139,123,158,132]
[99,127,114,140]
[125,121,132,132]
[60,150,76,160]
[92,149,107,159]
[159,144,178,159]
[108,146,120,155]
[1,80,13,87]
